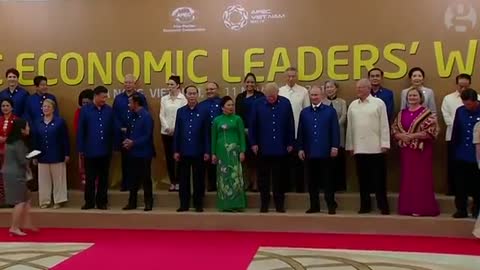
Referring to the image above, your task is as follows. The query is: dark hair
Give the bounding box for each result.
[6,118,27,144]
[33,75,47,87]
[408,67,425,79]
[5,68,19,78]
[93,86,108,95]
[368,67,384,77]
[78,89,94,106]
[1,98,14,108]
[285,67,297,72]
[460,88,478,102]
[220,96,233,108]
[243,72,257,83]
[129,94,145,107]
[169,75,181,85]
[184,85,198,94]
[456,73,472,84]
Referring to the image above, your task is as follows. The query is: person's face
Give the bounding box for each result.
[309,87,322,105]
[1,101,12,115]
[286,70,297,87]
[94,93,108,107]
[407,90,421,106]
[167,79,179,92]
[463,100,479,111]
[244,76,256,91]
[222,100,234,114]
[124,77,136,91]
[457,78,471,92]
[21,122,30,136]
[356,82,371,98]
[185,87,198,103]
[325,82,337,97]
[6,72,18,88]
[128,97,137,111]
[369,70,383,86]
[205,82,218,99]
[81,98,92,107]
[410,71,424,87]
[37,80,48,94]
[42,102,54,116]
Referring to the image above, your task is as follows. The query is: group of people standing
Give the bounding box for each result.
[1,65,479,237]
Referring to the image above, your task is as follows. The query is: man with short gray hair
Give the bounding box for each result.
[249,82,295,213]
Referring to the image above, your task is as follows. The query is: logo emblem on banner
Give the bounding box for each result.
[223,5,249,31]
[163,6,206,32]
[444,3,477,32]
[223,4,286,31]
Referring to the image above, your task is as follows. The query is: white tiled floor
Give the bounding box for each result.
[249,247,480,270]
[0,243,92,270]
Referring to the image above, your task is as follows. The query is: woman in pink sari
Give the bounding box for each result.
[392,87,440,216]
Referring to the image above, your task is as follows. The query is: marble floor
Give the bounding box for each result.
[249,247,480,270]
[0,243,92,270]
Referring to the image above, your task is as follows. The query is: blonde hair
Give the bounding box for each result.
[43,98,57,110]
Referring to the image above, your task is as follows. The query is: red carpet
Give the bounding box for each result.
[1,229,480,269]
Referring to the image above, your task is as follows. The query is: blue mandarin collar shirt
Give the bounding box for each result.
[23,92,59,123]
[371,87,395,121]
[173,103,210,157]
[0,86,29,117]
[452,105,480,163]
[76,103,114,158]
[32,116,70,163]
[297,104,340,159]
[199,96,222,125]
[248,96,295,156]
[126,107,155,158]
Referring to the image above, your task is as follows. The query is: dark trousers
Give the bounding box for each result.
[84,156,111,207]
[257,155,288,210]
[355,153,389,211]
[447,142,456,195]
[287,151,305,193]
[121,150,133,191]
[127,157,153,207]
[206,162,217,191]
[307,158,336,210]
[162,135,178,184]
[178,157,205,209]
[454,160,480,215]
[332,148,347,191]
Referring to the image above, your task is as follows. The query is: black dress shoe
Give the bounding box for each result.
[176,207,189,212]
[260,207,268,213]
[195,207,204,213]
[306,208,320,214]
[380,209,390,215]
[358,208,371,214]
[144,206,152,212]
[328,208,336,215]
[81,204,94,210]
[97,205,108,210]
[122,204,136,210]
[453,211,468,218]
[276,208,286,213]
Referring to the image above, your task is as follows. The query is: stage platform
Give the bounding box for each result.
[0,191,475,238]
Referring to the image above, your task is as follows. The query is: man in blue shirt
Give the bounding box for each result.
[77,86,114,210]
[112,74,149,192]
[23,75,59,123]
[249,82,295,213]
[297,85,340,215]
[173,85,210,212]
[198,81,222,192]
[122,94,154,212]
[451,88,480,218]
[0,68,29,117]
[369,68,395,122]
